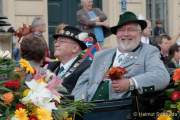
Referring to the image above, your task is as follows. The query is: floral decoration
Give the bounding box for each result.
[107,66,127,80]
[157,68,180,120]
[0,57,93,120]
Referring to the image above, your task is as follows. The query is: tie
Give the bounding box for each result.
[58,66,65,77]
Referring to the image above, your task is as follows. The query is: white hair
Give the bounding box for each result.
[31,17,45,28]
[137,24,142,31]
[80,0,93,6]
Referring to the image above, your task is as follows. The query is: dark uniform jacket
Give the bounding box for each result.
[47,57,91,93]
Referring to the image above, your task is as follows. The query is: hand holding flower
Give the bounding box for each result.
[107,67,127,80]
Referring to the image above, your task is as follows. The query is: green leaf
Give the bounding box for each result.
[170,104,177,109]
[176,102,180,110]
[164,100,173,109]
[0,101,6,107]
[165,89,174,97]
[0,87,12,92]
[0,117,8,120]
[0,80,8,85]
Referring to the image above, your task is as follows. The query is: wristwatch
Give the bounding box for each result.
[129,79,135,91]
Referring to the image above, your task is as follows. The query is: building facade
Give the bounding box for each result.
[0,0,180,48]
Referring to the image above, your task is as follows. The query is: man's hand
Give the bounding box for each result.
[111,78,130,92]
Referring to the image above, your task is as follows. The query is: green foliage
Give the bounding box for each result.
[0,58,15,74]
[53,100,94,120]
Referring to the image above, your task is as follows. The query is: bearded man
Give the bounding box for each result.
[72,11,170,101]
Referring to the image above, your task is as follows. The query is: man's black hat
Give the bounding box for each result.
[53,26,87,50]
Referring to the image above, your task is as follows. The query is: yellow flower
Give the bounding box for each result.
[23,89,30,97]
[37,78,46,83]
[36,107,53,120]
[19,59,35,74]
[157,113,173,120]
[15,108,28,120]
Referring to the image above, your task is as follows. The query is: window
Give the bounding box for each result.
[146,0,168,34]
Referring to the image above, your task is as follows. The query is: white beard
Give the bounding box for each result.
[117,38,140,52]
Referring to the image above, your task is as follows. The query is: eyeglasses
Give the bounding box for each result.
[117,28,141,33]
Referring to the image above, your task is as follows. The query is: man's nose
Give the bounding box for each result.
[124,30,129,35]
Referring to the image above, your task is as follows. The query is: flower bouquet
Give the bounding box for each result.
[107,66,127,80]
[157,68,180,120]
[0,58,93,120]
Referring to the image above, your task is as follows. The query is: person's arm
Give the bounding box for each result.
[71,68,90,101]
[170,33,180,45]
[94,8,107,22]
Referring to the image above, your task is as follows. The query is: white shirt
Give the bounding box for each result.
[141,36,150,44]
[58,56,78,77]
[176,39,180,45]
[112,48,139,90]
[113,49,128,67]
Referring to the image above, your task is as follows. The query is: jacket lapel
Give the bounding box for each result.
[96,50,116,81]
[88,49,116,100]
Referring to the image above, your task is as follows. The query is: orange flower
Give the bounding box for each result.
[2,92,14,104]
[107,67,127,80]
[172,68,180,81]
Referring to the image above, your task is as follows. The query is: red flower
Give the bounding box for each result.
[170,91,180,101]
[3,80,20,89]
[29,115,38,120]
[16,103,26,110]
[107,67,127,80]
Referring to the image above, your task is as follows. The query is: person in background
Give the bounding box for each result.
[30,17,51,65]
[167,43,180,68]
[55,23,68,34]
[77,0,109,46]
[141,20,156,45]
[47,25,91,94]
[153,20,166,37]
[20,35,46,68]
[72,11,170,101]
[156,34,172,64]
[7,27,21,61]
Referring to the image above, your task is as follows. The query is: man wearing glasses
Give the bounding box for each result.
[72,11,170,101]
[47,25,91,94]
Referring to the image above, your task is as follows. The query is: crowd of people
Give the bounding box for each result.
[1,0,180,119]
[11,11,180,99]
